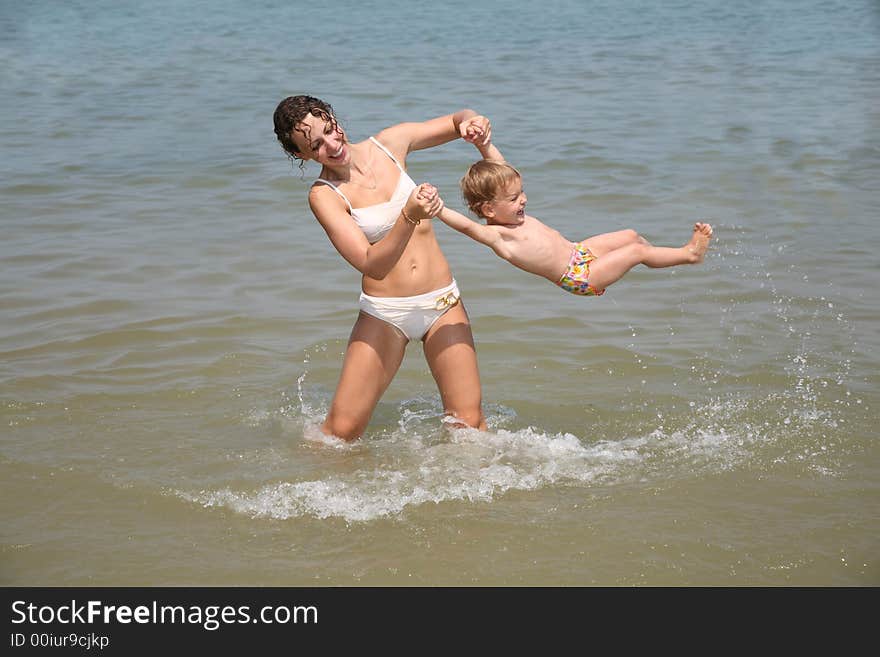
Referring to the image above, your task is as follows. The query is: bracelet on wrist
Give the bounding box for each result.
[401,208,421,226]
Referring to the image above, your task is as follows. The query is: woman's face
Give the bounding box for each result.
[291,112,349,166]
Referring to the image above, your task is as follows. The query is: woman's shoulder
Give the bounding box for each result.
[308,180,348,213]
[371,126,410,159]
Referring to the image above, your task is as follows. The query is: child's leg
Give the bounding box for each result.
[578,228,646,257]
[584,223,712,291]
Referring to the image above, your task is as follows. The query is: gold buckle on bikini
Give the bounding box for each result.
[434,291,460,311]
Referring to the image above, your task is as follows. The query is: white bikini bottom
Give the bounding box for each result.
[358,279,461,341]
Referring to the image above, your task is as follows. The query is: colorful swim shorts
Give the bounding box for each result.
[556,242,605,296]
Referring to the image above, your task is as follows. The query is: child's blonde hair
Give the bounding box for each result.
[460,159,522,218]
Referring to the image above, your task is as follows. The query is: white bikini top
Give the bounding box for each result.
[313,136,416,244]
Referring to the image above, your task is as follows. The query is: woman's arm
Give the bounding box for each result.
[376,110,492,158]
[309,183,443,280]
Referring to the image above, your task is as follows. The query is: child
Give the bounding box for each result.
[435,136,713,297]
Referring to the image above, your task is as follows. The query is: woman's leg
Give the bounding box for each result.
[422,301,486,430]
[321,312,409,441]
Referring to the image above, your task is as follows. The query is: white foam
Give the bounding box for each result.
[178,420,675,522]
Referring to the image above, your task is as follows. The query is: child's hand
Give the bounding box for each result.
[459,115,492,146]
[405,183,444,223]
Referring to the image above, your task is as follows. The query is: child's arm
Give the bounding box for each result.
[437,206,511,259]
[476,140,506,163]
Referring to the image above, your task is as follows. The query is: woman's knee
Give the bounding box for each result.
[322,411,368,442]
[444,405,485,430]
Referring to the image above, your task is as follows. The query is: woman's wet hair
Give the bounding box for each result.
[272,95,343,167]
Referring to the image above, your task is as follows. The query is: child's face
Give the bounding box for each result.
[484,177,527,225]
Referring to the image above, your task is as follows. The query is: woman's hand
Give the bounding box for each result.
[404,183,444,223]
[459,115,492,146]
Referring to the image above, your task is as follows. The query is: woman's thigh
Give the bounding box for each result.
[422,301,485,429]
[323,312,408,439]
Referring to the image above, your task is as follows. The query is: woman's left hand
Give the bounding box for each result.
[459,115,492,145]
[409,183,445,221]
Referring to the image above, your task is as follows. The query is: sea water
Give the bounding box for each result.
[1,0,878,585]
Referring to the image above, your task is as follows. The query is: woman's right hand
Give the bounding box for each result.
[459,115,492,145]
[404,183,444,223]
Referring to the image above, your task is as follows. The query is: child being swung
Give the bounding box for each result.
[435,132,713,296]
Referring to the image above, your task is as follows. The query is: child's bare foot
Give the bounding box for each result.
[686,222,713,263]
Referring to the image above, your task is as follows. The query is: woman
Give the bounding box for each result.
[273,95,490,441]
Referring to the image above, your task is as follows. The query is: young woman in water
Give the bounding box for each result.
[273,95,492,441]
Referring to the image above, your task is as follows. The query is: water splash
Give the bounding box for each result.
[185,281,865,524]
[179,388,781,523]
